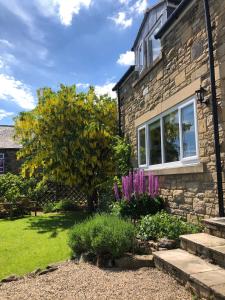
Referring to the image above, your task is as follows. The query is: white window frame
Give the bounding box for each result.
[137,96,199,170]
[0,153,5,173]
[138,125,148,168]
[145,17,162,67]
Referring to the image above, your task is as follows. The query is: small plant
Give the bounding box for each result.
[138,211,202,241]
[54,199,77,212]
[42,202,55,213]
[68,214,136,259]
[112,170,164,219]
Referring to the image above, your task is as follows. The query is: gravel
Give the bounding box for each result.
[0,262,192,300]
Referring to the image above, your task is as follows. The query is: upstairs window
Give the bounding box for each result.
[0,153,4,173]
[137,97,198,169]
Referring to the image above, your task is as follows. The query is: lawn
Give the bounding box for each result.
[0,212,88,280]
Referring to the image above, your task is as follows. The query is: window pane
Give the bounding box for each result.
[149,120,161,165]
[139,128,146,165]
[152,37,161,61]
[182,104,196,158]
[163,110,180,163]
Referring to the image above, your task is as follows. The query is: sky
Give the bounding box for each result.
[0,0,157,125]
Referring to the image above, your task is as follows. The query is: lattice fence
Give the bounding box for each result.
[38,182,87,205]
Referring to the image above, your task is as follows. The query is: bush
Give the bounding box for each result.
[54,199,77,212]
[138,211,202,241]
[111,195,164,219]
[68,214,136,259]
[42,202,55,213]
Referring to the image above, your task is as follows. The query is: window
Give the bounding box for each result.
[0,153,4,173]
[137,98,198,169]
[138,126,147,166]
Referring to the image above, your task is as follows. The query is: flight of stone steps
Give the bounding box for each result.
[153,218,225,299]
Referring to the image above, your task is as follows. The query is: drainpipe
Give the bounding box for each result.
[203,0,225,217]
[117,88,122,137]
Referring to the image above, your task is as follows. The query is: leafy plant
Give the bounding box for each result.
[42,202,55,213]
[113,136,132,177]
[111,195,164,219]
[112,170,163,219]
[138,211,202,241]
[68,214,135,259]
[54,199,77,212]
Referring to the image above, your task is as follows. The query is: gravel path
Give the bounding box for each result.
[0,262,192,300]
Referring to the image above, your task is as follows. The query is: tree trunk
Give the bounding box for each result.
[87,189,98,213]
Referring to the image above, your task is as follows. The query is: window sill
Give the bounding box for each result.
[143,163,204,176]
[132,54,163,88]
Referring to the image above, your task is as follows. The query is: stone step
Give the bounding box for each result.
[204,218,225,238]
[180,233,225,268]
[153,249,225,299]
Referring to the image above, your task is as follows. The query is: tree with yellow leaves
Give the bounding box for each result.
[15,85,117,212]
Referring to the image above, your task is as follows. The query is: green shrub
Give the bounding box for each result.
[111,194,164,219]
[68,214,135,259]
[113,136,132,177]
[42,202,55,213]
[138,211,202,241]
[54,199,77,212]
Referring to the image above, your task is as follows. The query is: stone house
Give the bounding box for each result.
[113,0,225,220]
[0,125,22,174]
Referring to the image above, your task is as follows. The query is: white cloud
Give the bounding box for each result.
[117,50,134,66]
[0,39,14,48]
[36,0,92,26]
[132,0,148,14]
[110,12,132,29]
[0,74,35,110]
[95,82,117,98]
[76,82,90,89]
[0,109,14,121]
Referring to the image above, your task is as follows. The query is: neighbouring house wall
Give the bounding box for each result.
[119,0,225,221]
[0,149,21,174]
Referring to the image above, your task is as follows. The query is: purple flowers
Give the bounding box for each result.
[114,170,159,201]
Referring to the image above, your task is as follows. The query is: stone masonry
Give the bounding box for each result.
[117,0,225,221]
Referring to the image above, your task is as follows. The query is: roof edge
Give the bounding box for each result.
[155,0,193,39]
[112,66,135,91]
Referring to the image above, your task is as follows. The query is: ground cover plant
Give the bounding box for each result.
[0,211,88,280]
[68,214,136,260]
[112,170,164,219]
[138,211,202,241]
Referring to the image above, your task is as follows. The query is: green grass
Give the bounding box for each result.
[0,212,88,280]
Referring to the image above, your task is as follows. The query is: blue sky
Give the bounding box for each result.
[0,0,157,125]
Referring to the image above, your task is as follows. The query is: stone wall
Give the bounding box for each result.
[0,149,21,174]
[118,0,225,220]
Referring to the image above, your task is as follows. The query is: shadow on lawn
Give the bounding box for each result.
[26,212,89,238]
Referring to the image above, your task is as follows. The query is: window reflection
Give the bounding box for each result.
[139,127,146,165]
[149,120,161,165]
[163,110,180,163]
[182,104,196,158]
